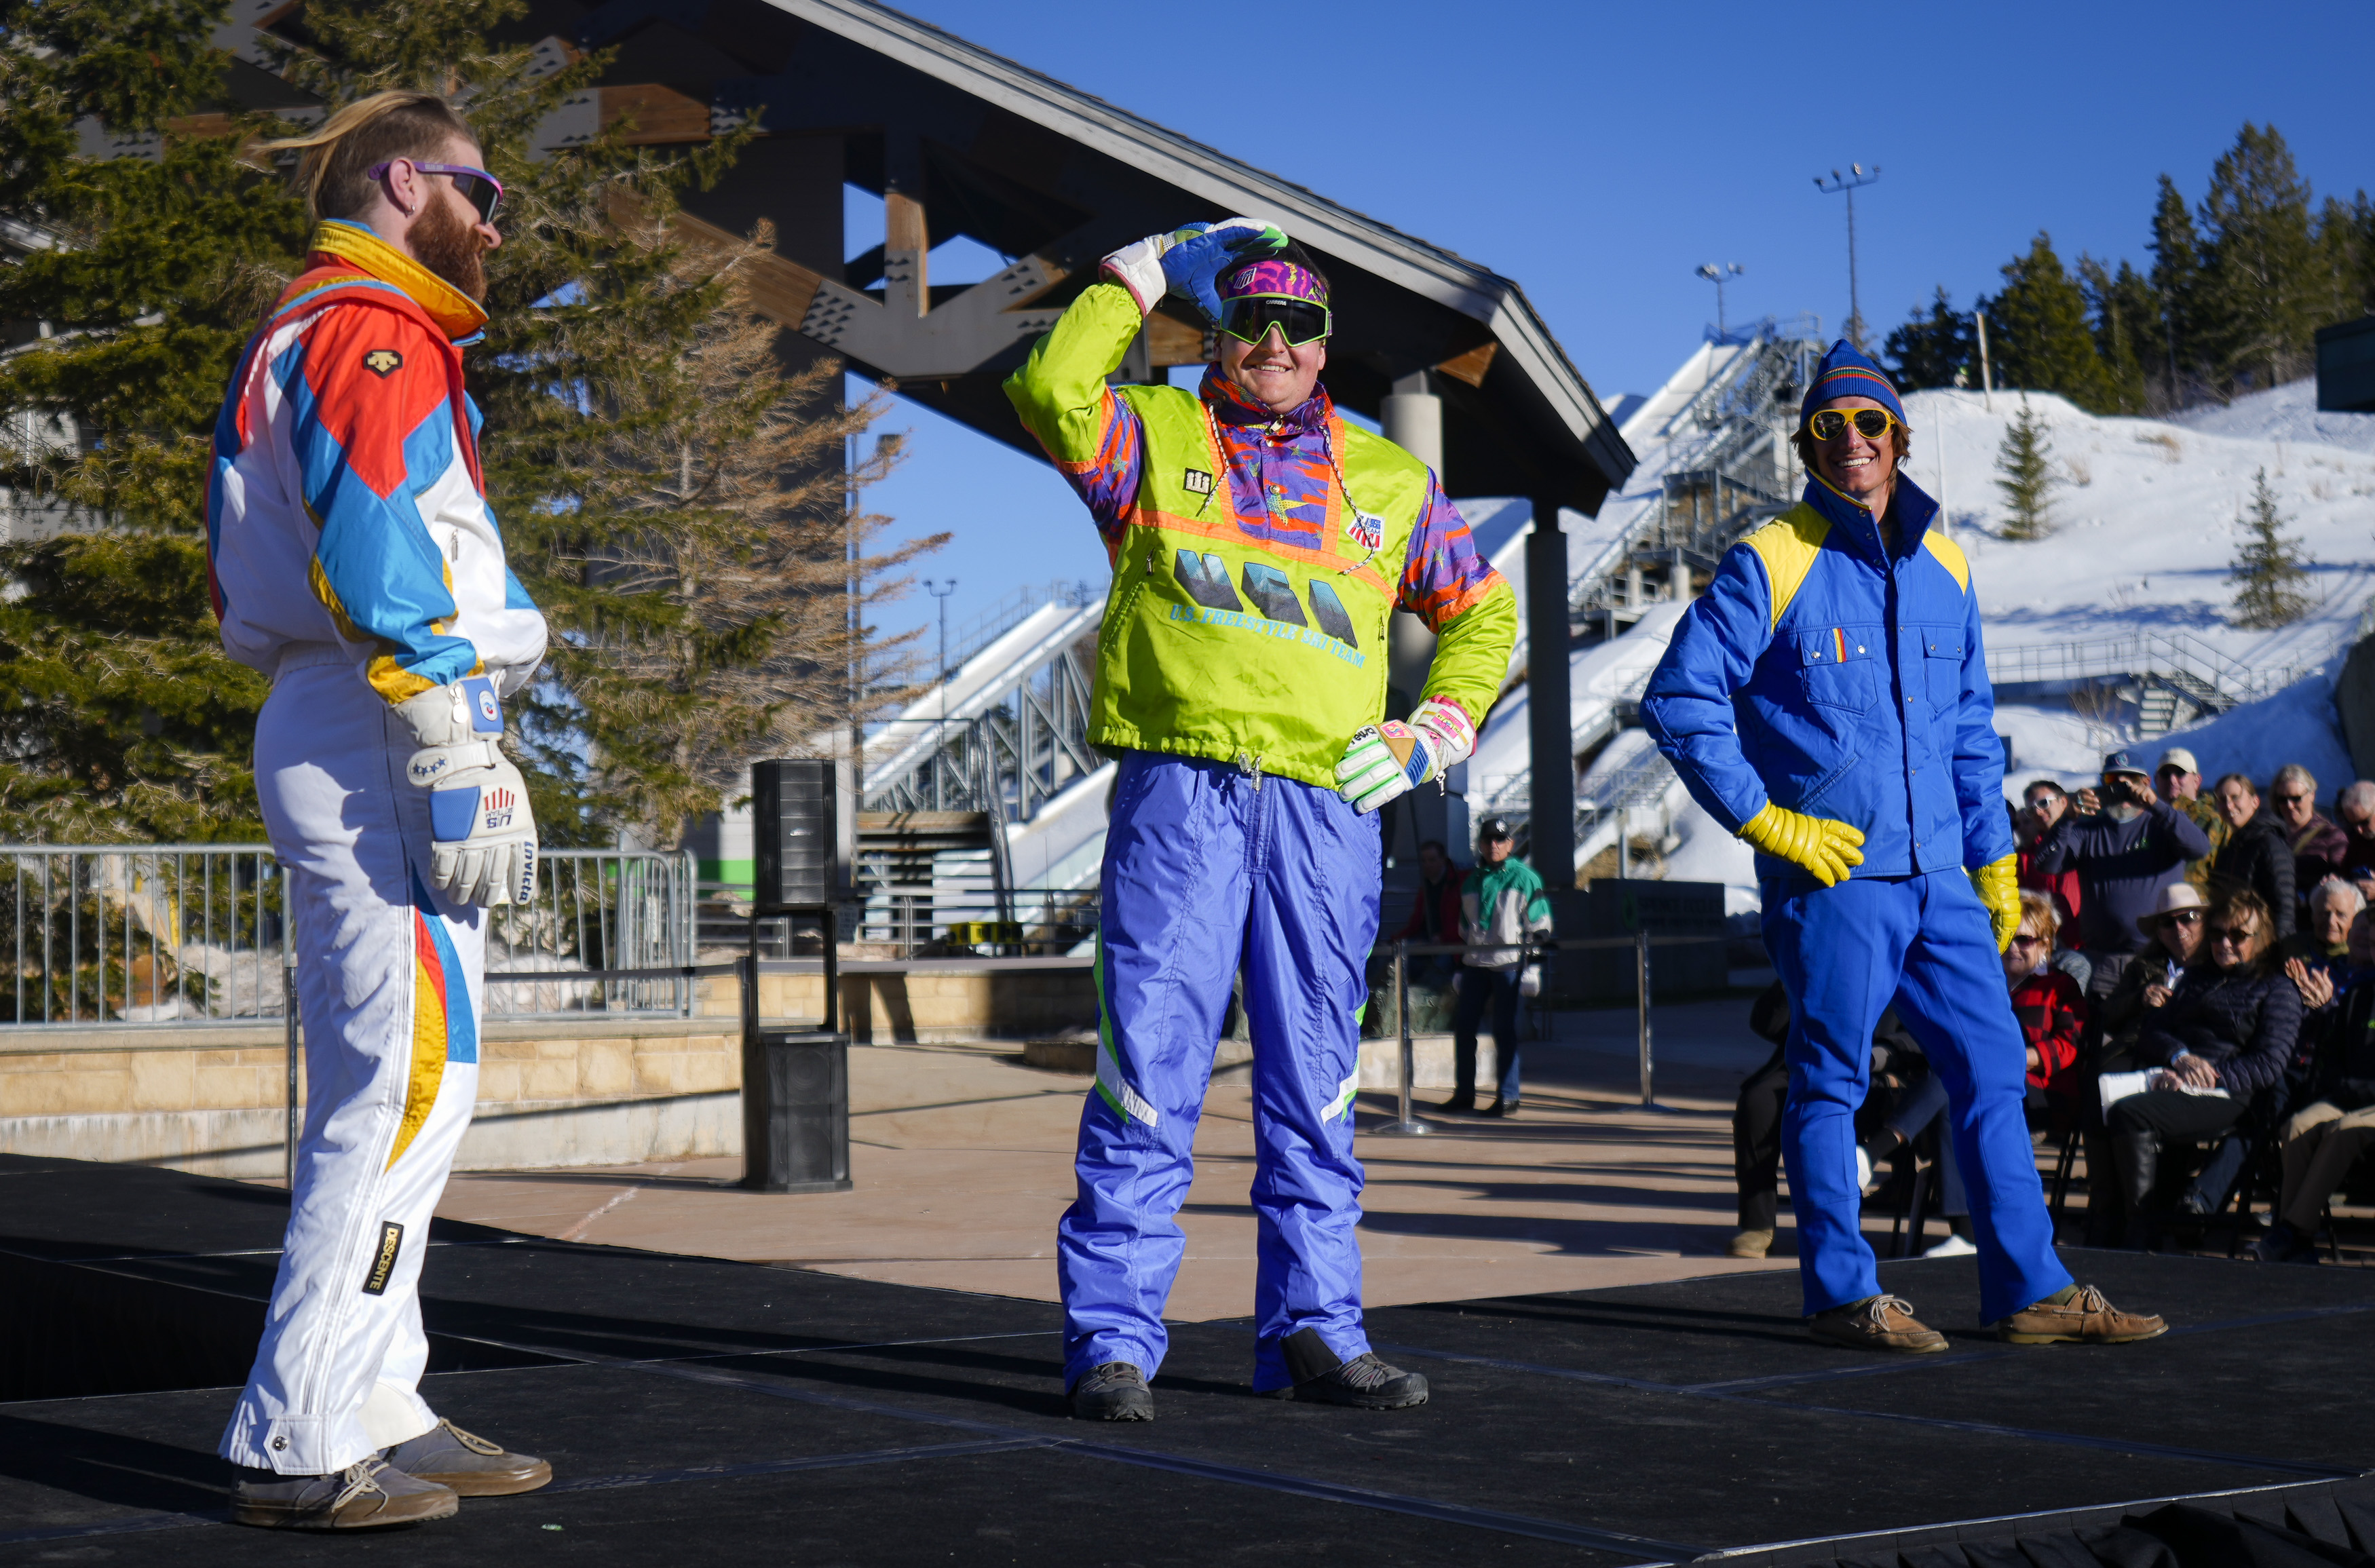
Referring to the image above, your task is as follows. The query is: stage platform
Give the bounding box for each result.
[2,1151,2371,1565]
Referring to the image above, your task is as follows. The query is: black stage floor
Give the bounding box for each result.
[3,1151,2372,1565]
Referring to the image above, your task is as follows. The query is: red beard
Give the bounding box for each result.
[410,195,487,302]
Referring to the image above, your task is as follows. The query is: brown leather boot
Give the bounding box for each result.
[1808,1293,1949,1354]
[1995,1282,2167,1345]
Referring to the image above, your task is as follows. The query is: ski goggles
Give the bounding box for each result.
[1805,406,1899,442]
[1219,293,1333,347]
[367,159,504,223]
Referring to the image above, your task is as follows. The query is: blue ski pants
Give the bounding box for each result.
[1057,752,1378,1392]
[1764,870,2070,1324]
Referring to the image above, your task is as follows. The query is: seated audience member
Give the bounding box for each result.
[2332,780,2375,906]
[2257,909,2375,1262]
[2016,779,2083,941]
[2108,891,2300,1248]
[2272,763,2351,898]
[2209,773,2297,940]
[2033,750,2210,997]
[2156,747,2226,891]
[1855,892,2085,1257]
[1394,839,1463,1032]
[1729,984,1917,1259]
[2098,883,2207,1067]
[2282,877,2363,973]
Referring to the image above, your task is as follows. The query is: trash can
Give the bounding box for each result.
[741,1029,852,1193]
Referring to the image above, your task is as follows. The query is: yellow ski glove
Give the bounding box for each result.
[1973,853,2022,953]
[1738,803,1865,887]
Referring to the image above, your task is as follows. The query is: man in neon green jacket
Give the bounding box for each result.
[1006,219,1517,1419]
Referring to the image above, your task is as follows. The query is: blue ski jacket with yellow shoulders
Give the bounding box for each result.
[1640,474,2012,885]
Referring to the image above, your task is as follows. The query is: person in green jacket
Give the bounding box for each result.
[1004,218,1518,1421]
[1447,815,1553,1115]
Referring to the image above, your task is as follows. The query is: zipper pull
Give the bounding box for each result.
[1234,750,1265,791]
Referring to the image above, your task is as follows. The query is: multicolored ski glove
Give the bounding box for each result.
[1737,802,1865,887]
[1334,697,1477,815]
[1099,216,1288,324]
[394,676,539,909]
[1973,853,2022,952]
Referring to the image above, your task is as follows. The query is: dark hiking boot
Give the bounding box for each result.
[1069,1362,1154,1421]
[1438,1094,1475,1114]
[381,1419,552,1497]
[1995,1283,2167,1345]
[1262,1352,1430,1409]
[1808,1293,1948,1354]
[230,1458,457,1531]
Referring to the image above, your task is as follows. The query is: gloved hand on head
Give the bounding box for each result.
[1333,697,1477,815]
[1099,217,1289,324]
[394,676,538,908]
[1738,802,1865,888]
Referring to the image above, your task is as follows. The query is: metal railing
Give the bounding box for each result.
[0,845,696,1029]
[1985,631,2311,709]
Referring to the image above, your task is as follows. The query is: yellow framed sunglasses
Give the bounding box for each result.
[1806,407,1899,442]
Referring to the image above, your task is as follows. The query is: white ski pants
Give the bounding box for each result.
[220,654,487,1474]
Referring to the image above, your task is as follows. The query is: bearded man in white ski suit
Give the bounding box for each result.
[206,91,552,1531]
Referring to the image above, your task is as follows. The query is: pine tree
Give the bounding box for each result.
[0,0,305,840]
[2076,254,2150,415]
[1984,233,2121,413]
[2198,123,2325,392]
[1993,397,2055,541]
[2314,193,2368,326]
[0,0,940,846]
[1884,286,1973,391]
[2228,467,2313,630]
[2148,174,2209,407]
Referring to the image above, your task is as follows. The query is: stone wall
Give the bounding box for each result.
[0,958,1102,1178]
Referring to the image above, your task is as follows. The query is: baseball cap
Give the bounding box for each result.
[2156,747,2200,776]
[1477,815,1515,842]
[2102,750,2148,779]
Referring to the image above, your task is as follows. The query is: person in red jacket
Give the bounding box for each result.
[1392,840,1463,1031]
[2015,780,2083,947]
[2007,891,2089,1115]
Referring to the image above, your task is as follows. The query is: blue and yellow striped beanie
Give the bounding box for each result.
[1798,339,1906,429]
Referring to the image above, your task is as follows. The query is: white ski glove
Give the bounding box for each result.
[1333,697,1477,815]
[1099,216,1289,321]
[394,676,538,908]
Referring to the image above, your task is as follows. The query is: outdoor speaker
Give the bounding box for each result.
[742,1031,851,1193]
[751,758,850,913]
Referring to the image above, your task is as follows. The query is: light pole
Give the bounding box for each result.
[927,577,957,807]
[1694,262,1744,341]
[1812,164,1880,349]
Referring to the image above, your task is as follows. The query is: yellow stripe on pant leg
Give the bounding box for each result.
[387,910,449,1169]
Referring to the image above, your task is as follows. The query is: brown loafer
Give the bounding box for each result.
[1808,1293,1949,1354]
[381,1419,553,1497]
[1726,1228,1774,1259]
[1996,1282,2167,1345]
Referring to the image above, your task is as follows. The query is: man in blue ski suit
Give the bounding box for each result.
[1641,342,2165,1352]
[1006,219,1518,1418]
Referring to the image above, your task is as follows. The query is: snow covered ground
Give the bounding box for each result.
[1622,377,2375,918]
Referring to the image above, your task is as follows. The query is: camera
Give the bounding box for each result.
[2100,777,2137,807]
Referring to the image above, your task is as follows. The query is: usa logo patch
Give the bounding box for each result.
[1347,508,1385,552]
[482,785,516,831]
[362,349,403,377]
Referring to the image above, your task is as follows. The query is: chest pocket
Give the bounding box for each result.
[1921,630,1966,710]
[1794,626,1880,713]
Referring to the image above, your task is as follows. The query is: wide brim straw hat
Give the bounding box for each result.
[2137,881,2208,938]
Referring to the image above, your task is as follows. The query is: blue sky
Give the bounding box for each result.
[856,0,2375,658]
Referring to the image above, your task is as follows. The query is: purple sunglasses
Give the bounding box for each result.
[364,159,503,223]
